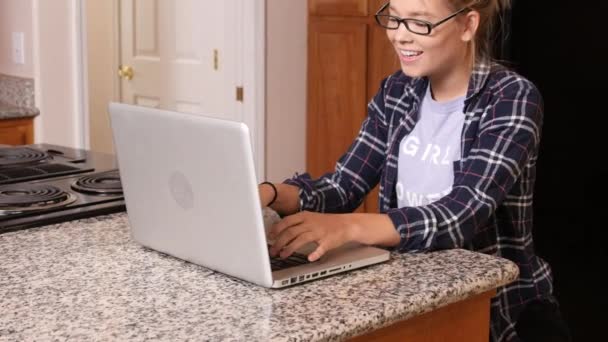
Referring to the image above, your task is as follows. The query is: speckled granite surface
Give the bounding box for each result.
[0,101,39,119]
[0,212,518,341]
[0,73,38,119]
[0,74,35,108]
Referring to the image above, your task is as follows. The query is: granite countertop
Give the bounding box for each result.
[0,101,39,120]
[0,213,519,341]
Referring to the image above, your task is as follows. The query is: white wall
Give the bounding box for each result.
[0,0,83,148]
[266,0,307,182]
[0,0,35,78]
[32,0,83,148]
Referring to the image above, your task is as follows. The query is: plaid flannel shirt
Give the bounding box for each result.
[285,61,554,341]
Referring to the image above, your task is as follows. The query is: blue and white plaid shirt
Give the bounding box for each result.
[285,61,554,341]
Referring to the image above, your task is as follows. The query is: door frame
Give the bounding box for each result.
[245,0,266,181]
[79,0,266,179]
[74,0,89,149]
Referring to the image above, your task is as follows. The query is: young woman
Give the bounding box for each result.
[259,0,569,340]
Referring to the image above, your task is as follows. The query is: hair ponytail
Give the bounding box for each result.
[448,0,513,62]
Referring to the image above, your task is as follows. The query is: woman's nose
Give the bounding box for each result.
[392,22,415,43]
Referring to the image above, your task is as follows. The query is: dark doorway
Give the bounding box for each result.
[503,1,602,340]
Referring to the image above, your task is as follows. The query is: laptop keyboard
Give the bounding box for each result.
[268,247,310,271]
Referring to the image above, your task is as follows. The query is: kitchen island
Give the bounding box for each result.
[0,213,518,341]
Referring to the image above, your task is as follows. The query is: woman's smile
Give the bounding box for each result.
[397,48,424,63]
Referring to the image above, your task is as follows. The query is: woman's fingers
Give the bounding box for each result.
[279,232,316,259]
[268,211,346,261]
[268,212,305,240]
[269,221,308,257]
[308,243,328,262]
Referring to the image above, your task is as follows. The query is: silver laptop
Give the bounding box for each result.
[108,102,390,288]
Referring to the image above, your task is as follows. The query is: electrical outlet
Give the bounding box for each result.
[12,32,25,65]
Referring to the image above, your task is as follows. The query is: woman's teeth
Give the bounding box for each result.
[400,50,423,57]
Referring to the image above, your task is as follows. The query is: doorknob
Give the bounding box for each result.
[118,65,134,80]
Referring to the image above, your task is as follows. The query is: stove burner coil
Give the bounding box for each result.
[0,184,76,214]
[0,147,50,168]
[71,170,122,195]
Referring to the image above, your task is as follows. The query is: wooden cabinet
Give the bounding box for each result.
[350,290,495,342]
[0,118,34,145]
[307,0,397,213]
[309,0,369,16]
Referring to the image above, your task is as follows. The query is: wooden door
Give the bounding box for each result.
[307,20,368,211]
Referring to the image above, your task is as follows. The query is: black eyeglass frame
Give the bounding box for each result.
[374,2,471,35]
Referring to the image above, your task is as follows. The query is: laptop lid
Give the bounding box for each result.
[108,102,274,287]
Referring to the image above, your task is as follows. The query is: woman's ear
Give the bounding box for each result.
[461,11,480,42]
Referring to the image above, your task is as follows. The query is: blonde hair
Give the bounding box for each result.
[447,0,512,62]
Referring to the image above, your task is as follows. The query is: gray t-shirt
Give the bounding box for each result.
[396,85,466,208]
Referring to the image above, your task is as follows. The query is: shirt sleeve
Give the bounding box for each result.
[386,77,544,252]
[283,77,392,213]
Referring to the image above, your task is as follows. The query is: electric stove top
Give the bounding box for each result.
[0,144,125,234]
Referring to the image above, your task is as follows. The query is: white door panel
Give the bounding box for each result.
[86,0,264,178]
[120,0,237,120]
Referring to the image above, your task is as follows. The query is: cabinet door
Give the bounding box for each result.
[364,21,400,213]
[307,19,367,190]
[309,0,368,17]
[368,0,387,15]
[0,118,34,145]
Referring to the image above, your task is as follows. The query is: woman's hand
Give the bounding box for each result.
[268,211,356,262]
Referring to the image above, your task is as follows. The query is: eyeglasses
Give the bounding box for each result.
[375,2,471,36]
